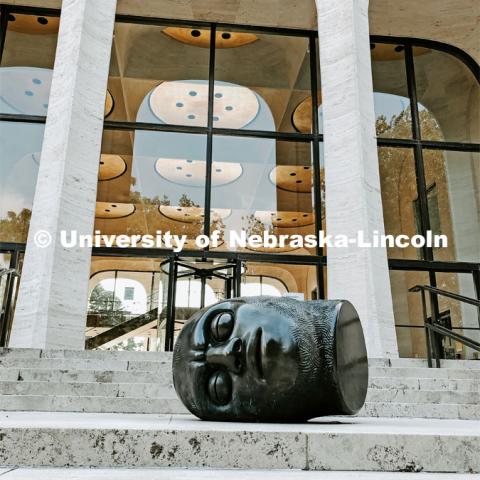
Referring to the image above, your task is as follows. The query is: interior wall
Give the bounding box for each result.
[5,0,479,64]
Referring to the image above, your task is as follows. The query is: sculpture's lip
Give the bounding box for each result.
[248,327,264,381]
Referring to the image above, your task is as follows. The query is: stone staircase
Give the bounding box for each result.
[0,348,479,473]
[0,349,478,419]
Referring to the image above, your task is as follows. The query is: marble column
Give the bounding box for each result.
[9,0,117,349]
[315,0,398,357]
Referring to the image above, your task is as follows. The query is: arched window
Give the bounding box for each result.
[370,38,480,359]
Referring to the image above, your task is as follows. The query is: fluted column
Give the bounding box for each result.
[315,0,398,357]
[10,0,117,349]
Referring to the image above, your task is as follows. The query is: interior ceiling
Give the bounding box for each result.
[5,0,478,61]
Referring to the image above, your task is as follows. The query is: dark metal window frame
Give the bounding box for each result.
[1,5,479,346]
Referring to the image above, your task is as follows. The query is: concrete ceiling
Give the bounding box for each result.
[4,0,478,61]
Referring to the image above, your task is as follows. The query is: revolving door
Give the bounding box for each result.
[160,258,242,351]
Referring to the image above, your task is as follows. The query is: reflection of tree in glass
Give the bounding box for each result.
[178,194,199,208]
[242,213,272,237]
[377,105,446,259]
[88,284,124,313]
[110,337,145,351]
[376,106,443,141]
[0,209,31,243]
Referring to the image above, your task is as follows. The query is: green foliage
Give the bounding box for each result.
[0,209,31,243]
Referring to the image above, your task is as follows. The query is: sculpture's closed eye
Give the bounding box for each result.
[210,312,234,342]
[208,370,232,405]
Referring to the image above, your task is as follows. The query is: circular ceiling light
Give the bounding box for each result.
[7,13,60,34]
[149,80,259,129]
[159,206,231,223]
[98,154,127,181]
[104,90,114,118]
[254,211,315,228]
[0,67,51,115]
[95,202,135,219]
[246,244,300,253]
[163,27,257,48]
[155,158,242,187]
[370,44,430,61]
[292,93,322,133]
[269,166,312,193]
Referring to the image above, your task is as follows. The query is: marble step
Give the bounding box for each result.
[0,348,172,362]
[369,376,479,392]
[1,361,478,381]
[0,380,477,406]
[368,366,480,379]
[0,367,171,383]
[0,412,478,472]
[0,394,478,419]
[362,402,480,420]
[366,388,479,404]
[0,364,480,391]
[0,469,475,480]
[1,349,478,367]
[0,394,187,414]
[0,381,176,398]
[368,358,480,368]
[1,349,479,370]
[0,357,172,371]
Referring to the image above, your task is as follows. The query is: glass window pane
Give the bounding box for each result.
[1,13,59,115]
[96,129,207,247]
[241,262,317,300]
[87,257,167,351]
[214,30,311,133]
[390,270,431,358]
[423,150,480,263]
[106,22,210,125]
[378,147,421,260]
[0,122,45,243]
[414,49,480,143]
[371,42,412,139]
[434,272,479,360]
[211,136,317,255]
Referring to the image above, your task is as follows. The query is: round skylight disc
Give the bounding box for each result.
[149,80,259,129]
[0,67,51,115]
[95,202,135,219]
[159,206,231,223]
[8,14,60,35]
[254,210,315,228]
[155,158,242,187]
[98,154,127,181]
[163,27,258,49]
[269,166,313,193]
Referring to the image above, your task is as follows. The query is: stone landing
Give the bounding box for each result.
[0,412,478,472]
[0,469,476,479]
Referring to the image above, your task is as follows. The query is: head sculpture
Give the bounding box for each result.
[173,296,368,422]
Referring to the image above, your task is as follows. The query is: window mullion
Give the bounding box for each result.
[203,24,217,242]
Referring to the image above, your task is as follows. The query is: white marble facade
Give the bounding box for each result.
[316,0,399,357]
[9,0,399,356]
[9,0,117,349]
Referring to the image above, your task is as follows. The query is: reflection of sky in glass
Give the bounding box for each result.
[133,80,276,210]
[374,92,410,121]
[317,92,425,134]
[0,67,51,115]
[0,67,52,217]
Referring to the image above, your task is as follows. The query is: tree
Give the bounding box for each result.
[88,284,124,313]
[0,209,31,243]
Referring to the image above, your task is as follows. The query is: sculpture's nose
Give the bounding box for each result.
[206,337,243,373]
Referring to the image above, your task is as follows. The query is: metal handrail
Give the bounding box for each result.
[0,268,19,278]
[409,284,480,367]
[409,284,480,307]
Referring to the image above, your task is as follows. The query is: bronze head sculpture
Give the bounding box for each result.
[173,296,368,422]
